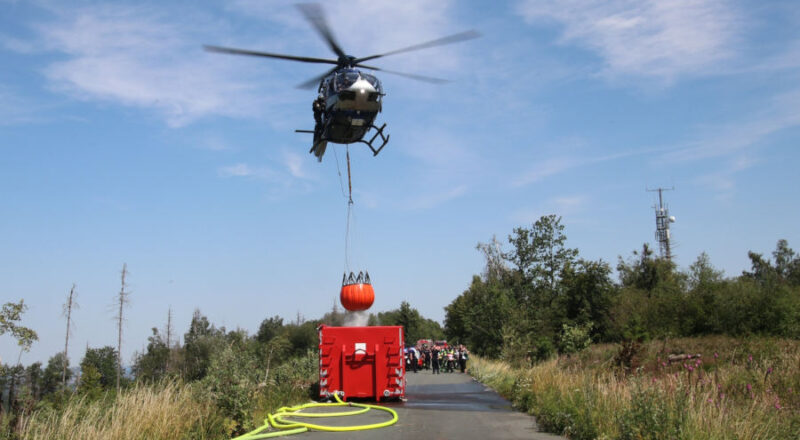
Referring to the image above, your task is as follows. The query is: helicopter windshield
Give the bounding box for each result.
[361,73,382,93]
[335,71,360,91]
[333,70,382,93]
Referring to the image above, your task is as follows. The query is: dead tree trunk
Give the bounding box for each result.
[115,264,130,392]
[62,284,77,387]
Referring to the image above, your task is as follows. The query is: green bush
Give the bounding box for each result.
[617,386,687,440]
[558,322,593,355]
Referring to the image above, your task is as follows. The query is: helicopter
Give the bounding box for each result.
[205,3,480,162]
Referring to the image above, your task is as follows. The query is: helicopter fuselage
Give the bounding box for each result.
[318,68,383,144]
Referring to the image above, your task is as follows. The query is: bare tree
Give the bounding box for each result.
[115,264,130,392]
[62,284,78,387]
[165,307,173,372]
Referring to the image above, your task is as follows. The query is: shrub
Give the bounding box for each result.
[617,386,687,440]
[558,322,593,355]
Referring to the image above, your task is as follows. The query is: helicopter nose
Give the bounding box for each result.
[351,79,376,95]
[349,79,379,105]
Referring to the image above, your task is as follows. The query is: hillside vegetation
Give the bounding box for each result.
[446,215,800,439]
[445,215,800,362]
[470,336,800,439]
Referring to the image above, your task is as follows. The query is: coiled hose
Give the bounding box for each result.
[231,393,398,439]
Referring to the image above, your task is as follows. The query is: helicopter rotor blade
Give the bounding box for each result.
[296,66,338,90]
[353,30,481,64]
[204,45,340,65]
[296,3,347,60]
[356,64,450,84]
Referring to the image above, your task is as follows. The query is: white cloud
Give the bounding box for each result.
[218,163,257,177]
[511,194,588,223]
[513,146,667,187]
[516,0,742,80]
[694,155,757,195]
[553,195,588,213]
[283,151,310,179]
[34,5,272,127]
[0,34,36,53]
[402,184,468,210]
[513,156,580,186]
[195,135,233,152]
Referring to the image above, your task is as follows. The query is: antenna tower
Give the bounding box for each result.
[647,187,676,260]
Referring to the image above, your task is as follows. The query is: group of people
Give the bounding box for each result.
[407,344,469,374]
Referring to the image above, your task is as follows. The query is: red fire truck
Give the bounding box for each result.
[318,325,406,401]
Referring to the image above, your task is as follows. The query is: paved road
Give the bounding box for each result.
[287,370,565,439]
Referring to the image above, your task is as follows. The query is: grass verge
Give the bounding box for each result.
[469,336,800,440]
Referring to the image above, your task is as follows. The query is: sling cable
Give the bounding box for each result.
[338,146,374,312]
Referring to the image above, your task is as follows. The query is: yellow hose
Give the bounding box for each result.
[231,393,398,439]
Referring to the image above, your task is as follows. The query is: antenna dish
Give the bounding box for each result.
[669,216,676,223]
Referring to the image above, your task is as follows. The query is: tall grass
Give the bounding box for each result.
[17,381,228,440]
[12,350,318,440]
[470,336,800,440]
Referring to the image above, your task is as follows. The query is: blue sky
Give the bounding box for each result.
[2,0,799,365]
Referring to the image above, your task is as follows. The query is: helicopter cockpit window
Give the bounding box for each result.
[335,71,360,91]
[361,73,382,93]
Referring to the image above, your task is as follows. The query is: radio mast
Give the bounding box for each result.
[647,187,676,260]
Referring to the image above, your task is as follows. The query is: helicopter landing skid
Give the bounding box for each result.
[358,123,390,156]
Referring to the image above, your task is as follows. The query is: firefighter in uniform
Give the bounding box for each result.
[312,95,325,144]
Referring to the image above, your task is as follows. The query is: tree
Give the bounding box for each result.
[183,309,222,381]
[558,259,616,340]
[62,284,77,386]
[80,346,118,390]
[25,362,43,401]
[114,264,131,391]
[476,235,508,281]
[78,364,103,400]
[445,276,513,357]
[688,252,724,290]
[256,316,284,344]
[773,239,800,285]
[132,328,169,382]
[1,300,38,353]
[42,352,71,396]
[505,215,578,306]
[744,240,800,286]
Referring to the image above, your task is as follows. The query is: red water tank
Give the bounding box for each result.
[318,325,405,401]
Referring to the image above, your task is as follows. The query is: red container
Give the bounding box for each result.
[318,325,406,401]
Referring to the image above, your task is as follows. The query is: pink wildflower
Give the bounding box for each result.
[707,398,713,403]
[662,362,667,367]
[747,383,752,392]
[748,354,753,362]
